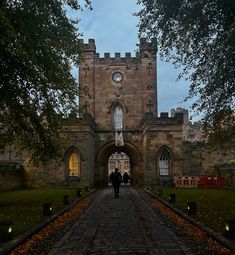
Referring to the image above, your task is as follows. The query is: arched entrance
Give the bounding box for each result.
[108,152,130,185]
[95,141,143,187]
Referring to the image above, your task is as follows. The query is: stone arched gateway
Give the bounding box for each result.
[95,141,143,187]
[2,38,235,190]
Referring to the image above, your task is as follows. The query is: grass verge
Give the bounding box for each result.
[0,188,86,238]
[150,187,235,234]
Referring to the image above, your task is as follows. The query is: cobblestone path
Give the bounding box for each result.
[48,187,193,255]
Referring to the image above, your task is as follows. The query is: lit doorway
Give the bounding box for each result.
[108,152,130,185]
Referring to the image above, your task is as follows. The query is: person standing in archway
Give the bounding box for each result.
[112,168,122,198]
[123,171,129,185]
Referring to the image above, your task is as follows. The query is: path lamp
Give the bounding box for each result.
[63,195,70,204]
[169,194,176,203]
[77,189,81,197]
[43,203,53,216]
[157,189,163,196]
[225,219,235,240]
[187,202,197,215]
[0,220,13,242]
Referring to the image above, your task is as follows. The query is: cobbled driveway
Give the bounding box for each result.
[48,186,194,255]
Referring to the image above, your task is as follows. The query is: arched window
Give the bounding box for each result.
[114,105,123,130]
[69,152,79,176]
[159,150,171,176]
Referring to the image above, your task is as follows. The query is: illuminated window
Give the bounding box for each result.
[159,150,171,176]
[69,152,79,176]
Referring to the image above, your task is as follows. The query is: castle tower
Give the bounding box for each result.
[78,38,157,130]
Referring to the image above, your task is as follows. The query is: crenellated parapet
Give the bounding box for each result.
[94,52,137,65]
[79,38,157,65]
[79,38,96,52]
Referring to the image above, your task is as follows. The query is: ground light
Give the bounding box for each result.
[63,195,70,204]
[225,219,235,240]
[43,203,53,216]
[157,189,163,196]
[168,194,176,203]
[187,202,197,215]
[77,189,81,197]
[0,220,13,242]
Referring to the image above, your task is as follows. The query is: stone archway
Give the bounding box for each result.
[95,141,143,187]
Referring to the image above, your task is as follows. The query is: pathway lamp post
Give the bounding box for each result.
[77,189,81,197]
[168,194,176,203]
[157,189,163,196]
[63,195,70,204]
[43,203,53,216]
[0,220,13,242]
[187,202,197,215]
[225,219,235,240]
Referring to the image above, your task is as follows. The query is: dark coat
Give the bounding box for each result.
[123,172,129,184]
[112,171,122,185]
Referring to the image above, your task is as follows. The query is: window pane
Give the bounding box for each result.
[159,150,170,176]
[114,106,123,129]
[69,152,79,176]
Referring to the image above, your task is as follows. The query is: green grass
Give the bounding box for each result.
[151,187,235,234]
[0,188,86,238]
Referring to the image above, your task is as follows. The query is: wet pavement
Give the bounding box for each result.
[48,186,194,255]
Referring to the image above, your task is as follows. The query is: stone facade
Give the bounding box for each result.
[1,38,235,190]
[79,38,157,128]
[0,162,24,190]
[171,107,203,142]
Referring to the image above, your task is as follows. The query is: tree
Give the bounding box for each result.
[137,0,235,140]
[0,0,91,161]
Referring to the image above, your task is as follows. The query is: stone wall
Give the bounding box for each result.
[79,38,157,129]
[217,164,235,187]
[20,114,96,188]
[142,112,184,186]
[182,142,204,176]
[0,162,24,190]
[182,141,235,184]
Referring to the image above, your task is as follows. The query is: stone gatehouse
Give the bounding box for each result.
[1,39,234,189]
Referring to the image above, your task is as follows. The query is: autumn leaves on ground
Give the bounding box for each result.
[1,188,235,254]
[9,196,91,255]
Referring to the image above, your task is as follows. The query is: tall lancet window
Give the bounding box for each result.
[159,150,171,176]
[114,105,123,130]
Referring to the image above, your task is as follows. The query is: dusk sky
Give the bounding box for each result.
[72,0,200,122]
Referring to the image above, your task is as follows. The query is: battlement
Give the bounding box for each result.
[92,52,136,65]
[79,38,96,52]
[80,38,156,63]
[95,52,134,58]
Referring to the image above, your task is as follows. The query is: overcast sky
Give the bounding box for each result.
[72,0,200,121]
